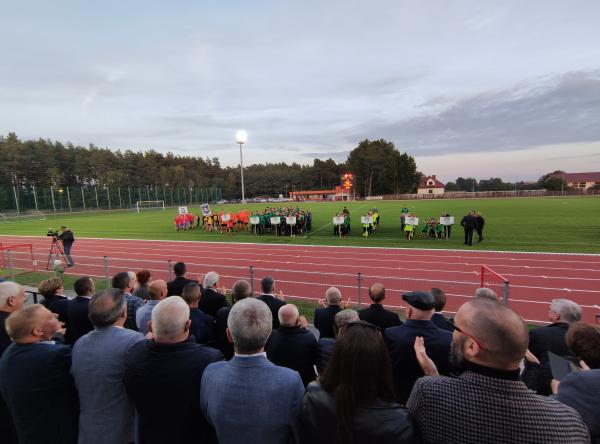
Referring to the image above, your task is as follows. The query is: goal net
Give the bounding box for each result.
[0,210,46,223]
[135,200,166,213]
[0,243,37,278]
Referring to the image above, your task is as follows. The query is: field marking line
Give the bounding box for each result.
[304,202,373,238]
[2,233,599,257]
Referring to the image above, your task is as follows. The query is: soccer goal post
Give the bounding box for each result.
[135,200,166,213]
[0,211,46,223]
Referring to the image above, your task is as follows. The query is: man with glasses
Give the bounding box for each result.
[407,299,589,443]
[384,290,452,404]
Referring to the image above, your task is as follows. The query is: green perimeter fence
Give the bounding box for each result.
[0,185,223,214]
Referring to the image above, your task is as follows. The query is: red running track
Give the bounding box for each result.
[2,235,599,324]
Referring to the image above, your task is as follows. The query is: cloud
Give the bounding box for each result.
[301,150,350,162]
[351,71,600,156]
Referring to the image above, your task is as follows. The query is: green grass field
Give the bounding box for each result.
[1,197,599,253]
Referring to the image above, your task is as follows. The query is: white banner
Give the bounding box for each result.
[333,216,345,225]
[178,206,189,215]
[405,216,419,226]
[440,216,455,225]
[250,216,260,225]
[361,216,373,224]
[221,214,231,222]
[201,204,211,216]
[270,216,281,225]
[365,196,383,200]
[285,216,297,226]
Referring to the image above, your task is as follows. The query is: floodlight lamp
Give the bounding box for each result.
[236,130,248,144]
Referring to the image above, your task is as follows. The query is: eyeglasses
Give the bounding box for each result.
[448,318,486,350]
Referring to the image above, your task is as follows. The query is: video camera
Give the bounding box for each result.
[47,228,60,238]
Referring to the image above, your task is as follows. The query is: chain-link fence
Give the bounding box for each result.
[0,185,223,215]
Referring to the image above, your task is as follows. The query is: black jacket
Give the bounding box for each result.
[0,343,79,444]
[266,325,318,386]
[316,338,335,374]
[301,382,419,444]
[198,288,230,318]
[66,296,93,345]
[358,304,403,332]
[521,322,570,395]
[124,338,223,444]
[167,276,201,297]
[257,294,286,329]
[0,311,11,356]
[58,230,74,245]
[460,214,477,229]
[475,215,485,229]
[189,308,215,345]
[385,319,453,404]
[214,306,233,359]
[431,312,453,332]
[42,293,70,324]
[313,305,342,339]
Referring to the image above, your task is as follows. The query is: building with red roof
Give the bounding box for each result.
[417,175,445,195]
[559,172,600,190]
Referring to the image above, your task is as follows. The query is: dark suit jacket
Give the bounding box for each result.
[66,296,93,345]
[124,338,223,444]
[385,319,452,404]
[266,325,318,386]
[358,304,402,332]
[557,369,600,440]
[0,311,11,356]
[431,312,453,331]
[460,214,477,229]
[257,294,286,329]
[0,312,17,444]
[189,308,215,345]
[199,288,230,318]
[316,338,335,374]
[521,322,570,395]
[0,342,79,444]
[42,293,70,324]
[214,306,233,359]
[314,305,342,339]
[167,276,201,296]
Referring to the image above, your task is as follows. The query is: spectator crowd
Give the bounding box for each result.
[0,261,598,443]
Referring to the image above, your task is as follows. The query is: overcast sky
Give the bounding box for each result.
[1,0,600,182]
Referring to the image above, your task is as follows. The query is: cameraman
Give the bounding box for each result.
[58,226,75,267]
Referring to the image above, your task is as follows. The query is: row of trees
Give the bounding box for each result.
[444,171,589,192]
[0,133,421,199]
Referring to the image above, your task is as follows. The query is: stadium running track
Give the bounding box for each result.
[1,235,599,324]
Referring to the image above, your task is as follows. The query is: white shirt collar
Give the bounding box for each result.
[234,352,267,358]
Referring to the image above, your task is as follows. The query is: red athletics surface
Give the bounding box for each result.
[2,235,599,324]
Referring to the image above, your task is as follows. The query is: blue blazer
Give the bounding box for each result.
[201,354,305,444]
[0,342,79,444]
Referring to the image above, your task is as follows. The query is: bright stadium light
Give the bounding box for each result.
[236,130,248,203]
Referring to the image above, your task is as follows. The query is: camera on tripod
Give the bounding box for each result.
[47,228,60,238]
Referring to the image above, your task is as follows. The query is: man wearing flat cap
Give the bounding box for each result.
[384,290,453,404]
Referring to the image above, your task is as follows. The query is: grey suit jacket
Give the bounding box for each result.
[201,354,305,444]
[71,326,145,444]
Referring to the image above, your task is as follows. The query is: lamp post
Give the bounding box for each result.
[236,130,248,203]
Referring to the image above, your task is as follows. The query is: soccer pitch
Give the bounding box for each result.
[1,197,599,254]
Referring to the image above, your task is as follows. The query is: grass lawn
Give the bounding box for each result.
[1,196,599,253]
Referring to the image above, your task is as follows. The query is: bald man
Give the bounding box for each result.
[407,299,589,443]
[358,283,402,332]
[0,305,79,444]
[266,304,317,386]
[124,297,223,444]
[135,279,168,334]
[0,282,26,355]
[313,287,343,339]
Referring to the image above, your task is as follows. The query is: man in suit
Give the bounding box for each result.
[460,211,477,246]
[182,282,215,345]
[199,271,230,317]
[136,280,168,334]
[316,308,359,374]
[201,298,304,444]
[257,276,286,329]
[358,283,402,332]
[71,288,145,444]
[521,298,581,395]
[0,304,79,444]
[112,272,144,331]
[124,297,223,444]
[430,287,452,332]
[385,291,452,404]
[215,279,251,359]
[167,261,201,296]
[0,281,26,444]
[266,304,317,386]
[313,286,344,339]
[66,276,95,345]
[408,299,589,443]
[475,212,485,242]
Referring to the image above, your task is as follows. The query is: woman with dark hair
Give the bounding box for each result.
[301,321,418,444]
[554,323,600,441]
[133,270,152,300]
[38,277,69,324]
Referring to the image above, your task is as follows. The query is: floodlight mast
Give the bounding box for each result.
[236,130,248,204]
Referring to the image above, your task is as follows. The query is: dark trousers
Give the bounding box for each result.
[63,242,74,266]
[476,228,483,241]
[444,225,451,239]
[464,228,474,245]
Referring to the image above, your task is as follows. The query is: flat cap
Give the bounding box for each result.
[402,291,435,310]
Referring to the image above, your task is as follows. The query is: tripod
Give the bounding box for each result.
[46,237,68,271]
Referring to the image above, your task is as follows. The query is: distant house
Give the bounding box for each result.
[560,172,600,190]
[417,175,445,195]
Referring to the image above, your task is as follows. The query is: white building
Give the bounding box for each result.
[417,175,445,195]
